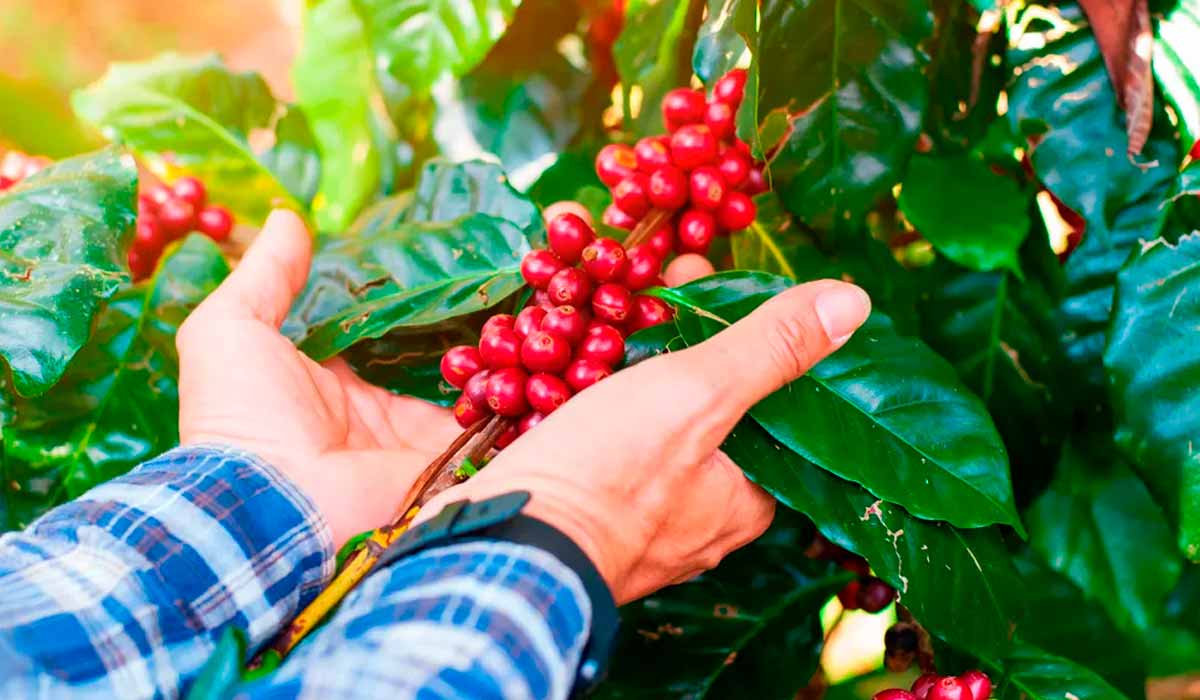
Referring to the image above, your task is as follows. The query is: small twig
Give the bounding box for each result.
[623,208,672,249]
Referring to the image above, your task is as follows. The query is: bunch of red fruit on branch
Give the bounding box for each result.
[0,150,51,191]
[131,176,234,279]
[596,69,767,256]
[808,534,898,613]
[874,670,993,700]
[440,212,674,449]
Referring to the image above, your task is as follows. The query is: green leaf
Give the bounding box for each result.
[293,0,388,232]
[758,0,933,231]
[720,420,1020,661]
[186,627,247,700]
[406,160,544,241]
[1104,233,1200,561]
[0,147,136,397]
[598,512,850,699]
[259,107,323,208]
[1007,5,1179,400]
[1025,437,1181,633]
[352,0,522,94]
[692,0,755,84]
[992,642,1131,700]
[898,153,1031,273]
[614,0,703,132]
[655,272,1021,531]
[72,53,316,223]
[1154,0,1200,149]
[0,236,229,530]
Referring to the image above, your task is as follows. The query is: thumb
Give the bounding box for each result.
[671,279,870,417]
[202,209,313,327]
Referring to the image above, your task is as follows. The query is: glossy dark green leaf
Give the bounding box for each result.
[407,160,544,241]
[293,0,388,232]
[898,153,1031,273]
[924,0,1006,151]
[728,192,814,279]
[598,512,849,699]
[0,236,229,530]
[0,147,136,397]
[992,642,1131,700]
[721,420,1020,660]
[72,53,317,223]
[655,272,1021,531]
[352,0,522,94]
[185,627,247,700]
[692,0,755,84]
[1104,233,1200,561]
[1007,4,1179,399]
[758,0,932,231]
[1025,437,1180,633]
[614,0,702,132]
[1153,0,1200,148]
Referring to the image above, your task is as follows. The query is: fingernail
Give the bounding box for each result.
[815,285,871,345]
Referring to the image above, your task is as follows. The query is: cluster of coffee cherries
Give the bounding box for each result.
[595,69,766,257]
[439,213,674,448]
[875,670,993,700]
[808,534,898,613]
[132,176,234,279]
[0,150,51,191]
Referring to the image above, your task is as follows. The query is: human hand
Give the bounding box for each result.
[175,210,461,547]
[418,278,871,603]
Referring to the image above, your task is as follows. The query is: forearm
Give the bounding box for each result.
[0,445,333,698]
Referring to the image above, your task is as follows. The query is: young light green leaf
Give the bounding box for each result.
[0,147,135,397]
[692,0,755,84]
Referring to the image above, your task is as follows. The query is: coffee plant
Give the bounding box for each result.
[2,0,1199,697]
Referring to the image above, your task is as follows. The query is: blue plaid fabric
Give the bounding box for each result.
[0,445,593,700]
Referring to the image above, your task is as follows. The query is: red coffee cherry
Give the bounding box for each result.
[712,68,748,107]
[689,166,727,210]
[453,394,490,428]
[158,198,196,238]
[612,174,651,218]
[196,206,234,242]
[648,166,689,210]
[128,248,156,279]
[548,213,596,264]
[628,294,674,331]
[837,580,862,610]
[579,323,625,367]
[565,358,612,391]
[485,367,530,416]
[541,305,590,345]
[623,244,662,291]
[717,148,751,189]
[581,237,630,282]
[661,88,706,130]
[717,191,757,230]
[440,345,484,389]
[172,176,207,209]
[520,330,572,373]
[482,314,516,337]
[146,183,173,207]
[873,691,917,700]
[838,556,870,577]
[592,283,634,324]
[464,369,491,407]
[135,219,165,251]
[743,166,768,195]
[495,423,520,449]
[526,373,573,414]
[547,268,594,307]
[479,327,522,369]
[635,136,673,171]
[518,412,545,434]
[521,249,566,289]
[645,224,675,258]
[677,209,718,254]
[911,673,939,700]
[534,289,555,310]
[858,577,896,613]
[958,671,992,700]
[670,124,719,170]
[704,101,736,141]
[514,306,547,338]
[602,203,638,231]
[596,143,639,187]
[927,677,971,700]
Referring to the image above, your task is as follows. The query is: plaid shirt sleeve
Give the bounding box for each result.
[0,444,334,699]
[233,539,593,700]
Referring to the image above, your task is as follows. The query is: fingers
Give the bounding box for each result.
[663,253,715,287]
[200,209,313,327]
